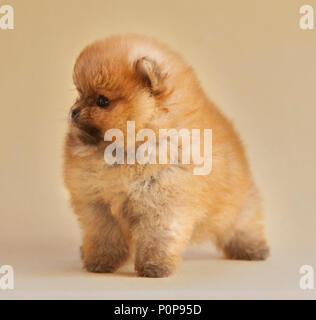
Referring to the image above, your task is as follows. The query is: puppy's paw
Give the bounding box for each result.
[83,259,119,273]
[82,252,127,273]
[136,263,174,278]
[81,242,130,274]
[224,237,270,261]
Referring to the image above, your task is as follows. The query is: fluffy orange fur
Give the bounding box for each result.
[64,34,269,277]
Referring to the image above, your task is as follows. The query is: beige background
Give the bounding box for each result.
[0,0,315,299]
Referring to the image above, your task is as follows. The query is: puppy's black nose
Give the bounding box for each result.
[71,107,81,120]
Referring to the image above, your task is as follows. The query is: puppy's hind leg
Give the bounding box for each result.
[222,229,269,261]
[78,200,131,273]
[218,188,270,261]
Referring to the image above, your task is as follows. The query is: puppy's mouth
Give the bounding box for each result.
[72,120,102,145]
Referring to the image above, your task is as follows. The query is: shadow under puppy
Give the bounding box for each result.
[64,34,269,278]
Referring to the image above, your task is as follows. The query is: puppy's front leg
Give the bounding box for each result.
[132,207,193,278]
[79,201,131,273]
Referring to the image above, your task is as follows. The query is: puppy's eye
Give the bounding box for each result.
[96,95,110,108]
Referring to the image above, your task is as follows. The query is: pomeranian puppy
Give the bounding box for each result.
[64,34,269,277]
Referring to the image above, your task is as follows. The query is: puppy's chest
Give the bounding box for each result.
[77,161,159,201]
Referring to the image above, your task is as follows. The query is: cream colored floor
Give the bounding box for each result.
[0,238,315,300]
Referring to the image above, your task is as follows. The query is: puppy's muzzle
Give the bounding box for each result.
[71,107,81,121]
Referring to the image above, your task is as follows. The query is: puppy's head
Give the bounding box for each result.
[68,35,174,147]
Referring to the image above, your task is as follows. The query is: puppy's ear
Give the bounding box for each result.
[135,57,165,94]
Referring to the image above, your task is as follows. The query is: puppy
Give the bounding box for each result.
[64,34,269,277]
